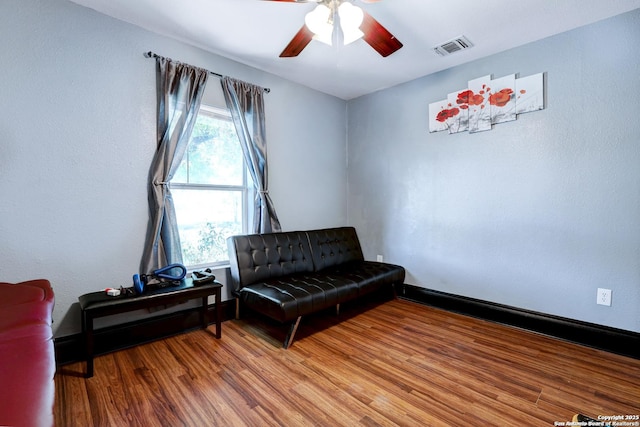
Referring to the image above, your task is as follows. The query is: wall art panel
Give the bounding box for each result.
[429,72,544,134]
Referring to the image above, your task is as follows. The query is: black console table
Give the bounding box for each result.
[79,279,222,378]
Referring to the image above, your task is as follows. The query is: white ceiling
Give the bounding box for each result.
[67,0,640,100]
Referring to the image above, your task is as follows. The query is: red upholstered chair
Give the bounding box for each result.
[0,279,55,427]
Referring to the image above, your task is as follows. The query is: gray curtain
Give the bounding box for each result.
[140,57,209,273]
[222,77,281,233]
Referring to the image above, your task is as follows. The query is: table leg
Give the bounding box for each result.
[215,288,221,339]
[83,311,94,378]
[201,296,209,329]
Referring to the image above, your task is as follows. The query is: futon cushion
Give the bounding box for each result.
[325,260,406,295]
[228,230,315,292]
[240,272,359,322]
[307,227,365,271]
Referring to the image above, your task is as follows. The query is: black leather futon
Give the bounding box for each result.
[227,227,405,348]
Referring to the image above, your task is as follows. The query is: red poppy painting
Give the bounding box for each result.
[515,73,544,114]
[428,72,544,134]
[489,74,516,124]
[429,99,461,133]
[489,89,513,107]
[467,75,491,133]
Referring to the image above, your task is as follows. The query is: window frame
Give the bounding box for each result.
[170,104,253,270]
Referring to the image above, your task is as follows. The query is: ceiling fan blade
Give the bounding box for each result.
[280,25,314,57]
[360,10,403,57]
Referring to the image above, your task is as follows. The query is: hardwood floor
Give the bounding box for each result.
[55,298,640,426]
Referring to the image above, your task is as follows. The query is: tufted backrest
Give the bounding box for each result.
[227,231,315,292]
[306,227,364,271]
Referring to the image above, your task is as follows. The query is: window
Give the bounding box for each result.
[170,105,252,268]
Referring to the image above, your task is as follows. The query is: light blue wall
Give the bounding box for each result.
[3,0,638,338]
[0,0,347,336]
[347,9,640,333]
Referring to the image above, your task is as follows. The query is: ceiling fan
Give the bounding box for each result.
[266,0,403,58]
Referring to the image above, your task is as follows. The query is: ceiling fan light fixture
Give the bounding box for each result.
[338,2,364,45]
[275,0,402,58]
[305,4,333,46]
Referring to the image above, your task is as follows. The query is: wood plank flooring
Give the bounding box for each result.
[55,298,640,426]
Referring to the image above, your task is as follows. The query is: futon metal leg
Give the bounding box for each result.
[336,303,340,316]
[235,298,240,320]
[283,316,302,349]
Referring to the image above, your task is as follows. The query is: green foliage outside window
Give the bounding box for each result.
[181,221,241,266]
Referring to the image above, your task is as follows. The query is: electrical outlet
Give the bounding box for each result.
[376,255,384,262]
[597,288,612,306]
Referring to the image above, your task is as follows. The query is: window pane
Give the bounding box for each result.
[172,188,244,265]
[173,109,244,186]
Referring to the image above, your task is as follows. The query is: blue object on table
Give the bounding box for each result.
[133,263,187,294]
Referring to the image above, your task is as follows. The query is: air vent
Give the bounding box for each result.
[433,35,473,56]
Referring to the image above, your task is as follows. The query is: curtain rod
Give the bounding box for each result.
[144,51,270,93]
